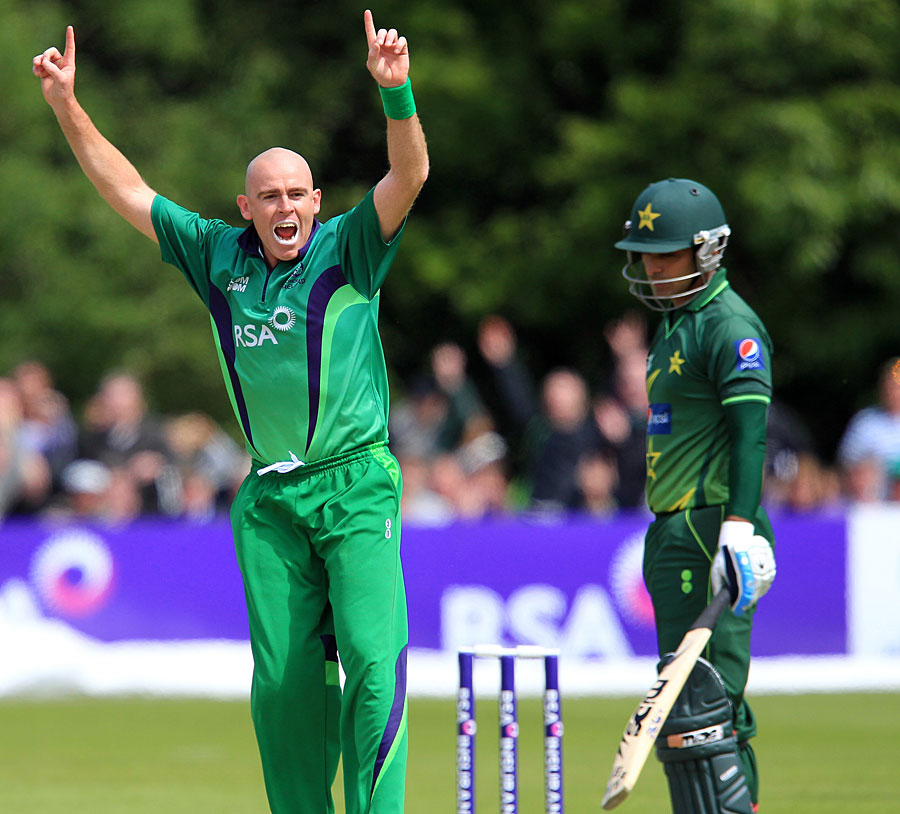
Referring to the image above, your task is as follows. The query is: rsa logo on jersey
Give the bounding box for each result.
[234,306,297,348]
[734,338,765,371]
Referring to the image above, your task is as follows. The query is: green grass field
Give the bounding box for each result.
[0,692,897,813]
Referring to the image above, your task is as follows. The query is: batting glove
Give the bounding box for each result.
[711,520,776,615]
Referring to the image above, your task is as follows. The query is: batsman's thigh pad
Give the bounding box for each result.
[655,656,753,814]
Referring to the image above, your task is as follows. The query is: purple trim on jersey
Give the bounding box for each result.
[208,285,256,454]
[371,645,408,797]
[305,264,348,452]
[320,633,338,663]
[237,219,321,259]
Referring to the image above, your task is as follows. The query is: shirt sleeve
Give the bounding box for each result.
[151,195,232,306]
[333,187,406,300]
[703,311,772,518]
[724,399,768,519]
[705,315,773,405]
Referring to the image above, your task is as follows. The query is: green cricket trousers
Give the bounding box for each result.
[230,442,408,814]
[643,504,775,805]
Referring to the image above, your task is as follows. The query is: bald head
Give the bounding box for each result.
[245,147,314,196]
[236,147,322,267]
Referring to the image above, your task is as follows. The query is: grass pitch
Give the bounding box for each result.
[0,692,897,813]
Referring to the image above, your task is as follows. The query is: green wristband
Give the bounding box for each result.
[379,78,416,120]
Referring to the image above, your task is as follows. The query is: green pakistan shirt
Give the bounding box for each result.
[151,188,403,466]
[644,269,772,514]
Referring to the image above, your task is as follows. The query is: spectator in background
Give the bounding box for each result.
[477,314,598,514]
[836,358,900,501]
[430,342,491,451]
[79,371,181,515]
[12,359,78,492]
[763,399,840,512]
[591,312,650,510]
[164,412,249,520]
[426,452,472,517]
[43,457,143,524]
[778,452,841,513]
[575,448,619,516]
[391,341,509,522]
[0,378,52,518]
[455,425,509,517]
[390,341,490,460]
[389,376,450,460]
[399,432,510,525]
[427,431,508,521]
[763,399,815,504]
[396,451,456,526]
[59,458,113,518]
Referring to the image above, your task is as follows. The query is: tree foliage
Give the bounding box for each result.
[4,0,900,455]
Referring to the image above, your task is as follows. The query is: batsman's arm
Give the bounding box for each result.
[364,10,429,242]
[722,399,768,522]
[712,398,776,612]
[33,26,158,243]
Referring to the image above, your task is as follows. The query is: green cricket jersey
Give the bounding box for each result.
[151,188,403,467]
[644,269,772,514]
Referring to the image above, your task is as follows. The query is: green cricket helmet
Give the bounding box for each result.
[615,178,731,311]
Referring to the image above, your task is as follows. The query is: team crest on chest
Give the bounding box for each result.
[284,263,305,289]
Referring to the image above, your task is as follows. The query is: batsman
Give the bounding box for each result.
[34,11,428,814]
[615,178,777,813]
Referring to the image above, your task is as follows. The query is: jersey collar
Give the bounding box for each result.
[686,268,730,312]
[664,269,730,337]
[237,219,322,265]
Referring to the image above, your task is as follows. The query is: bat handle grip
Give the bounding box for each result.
[690,588,731,631]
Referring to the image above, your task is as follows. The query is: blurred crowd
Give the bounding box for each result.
[0,363,249,525]
[2,327,899,526]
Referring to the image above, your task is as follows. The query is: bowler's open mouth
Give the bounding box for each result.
[273,220,299,245]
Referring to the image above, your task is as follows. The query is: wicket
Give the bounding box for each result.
[457,645,563,814]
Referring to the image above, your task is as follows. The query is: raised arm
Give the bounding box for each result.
[33,26,158,242]
[364,10,429,241]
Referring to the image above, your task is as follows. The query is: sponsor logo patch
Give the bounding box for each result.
[269,306,296,332]
[734,337,765,371]
[666,724,725,749]
[647,403,672,435]
[234,324,279,347]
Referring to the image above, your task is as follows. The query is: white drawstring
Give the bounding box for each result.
[256,451,306,476]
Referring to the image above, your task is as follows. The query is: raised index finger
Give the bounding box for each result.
[364,9,376,46]
[63,25,76,65]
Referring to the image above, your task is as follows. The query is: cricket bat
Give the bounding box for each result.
[600,588,732,810]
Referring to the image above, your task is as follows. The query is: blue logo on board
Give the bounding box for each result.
[647,403,672,435]
[734,338,765,371]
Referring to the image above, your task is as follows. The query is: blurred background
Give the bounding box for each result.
[3,0,900,519]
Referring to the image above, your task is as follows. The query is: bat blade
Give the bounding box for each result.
[600,589,731,810]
